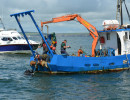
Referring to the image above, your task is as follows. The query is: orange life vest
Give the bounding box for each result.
[78,49,83,56]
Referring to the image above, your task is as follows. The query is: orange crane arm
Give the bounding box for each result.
[41,14,98,57]
[41,14,78,27]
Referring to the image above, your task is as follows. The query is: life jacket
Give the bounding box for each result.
[50,45,56,50]
[43,43,47,49]
[78,49,83,56]
[52,47,56,50]
[52,41,57,44]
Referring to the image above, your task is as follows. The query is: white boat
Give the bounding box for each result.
[0,28,39,53]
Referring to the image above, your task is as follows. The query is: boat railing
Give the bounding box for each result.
[95,48,115,57]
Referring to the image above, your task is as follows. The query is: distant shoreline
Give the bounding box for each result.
[19,32,89,37]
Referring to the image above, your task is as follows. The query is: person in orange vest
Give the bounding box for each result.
[78,48,83,56]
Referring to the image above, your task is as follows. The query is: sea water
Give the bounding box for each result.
[0,34,130,100]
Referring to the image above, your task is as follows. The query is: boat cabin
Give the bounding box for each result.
[98,20,130,56]
[0,30,26,44]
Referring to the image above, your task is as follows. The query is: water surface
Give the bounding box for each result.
[0,34,130,100]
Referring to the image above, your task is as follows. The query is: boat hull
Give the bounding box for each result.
[0,44,38,53]
[30,54,130,74]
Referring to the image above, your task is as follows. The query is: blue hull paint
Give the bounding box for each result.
[0,44,38,52]
[30,54,130,73]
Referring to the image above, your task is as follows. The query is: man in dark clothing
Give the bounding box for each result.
[39,38,49,54]
[61,40,70,56]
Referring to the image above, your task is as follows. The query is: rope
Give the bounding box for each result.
[124,0,130,22]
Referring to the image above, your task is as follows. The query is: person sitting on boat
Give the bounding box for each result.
[35,53,50,68]
[61,40,70,56]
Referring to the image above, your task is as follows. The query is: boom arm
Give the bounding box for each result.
[41,14,98,57]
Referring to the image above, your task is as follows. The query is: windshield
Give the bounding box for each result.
[17,36,22,39]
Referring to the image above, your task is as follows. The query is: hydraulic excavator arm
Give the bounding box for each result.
[41,14,98,57]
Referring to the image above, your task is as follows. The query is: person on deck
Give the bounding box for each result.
[51,32,57,47]
[77,48,83,57]
[38,36,49,54]
[61,40,70,56]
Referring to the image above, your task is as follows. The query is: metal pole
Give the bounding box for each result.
[28,13,54,56]
[45,25,49,35]
[120,0,123,25]
[14,15,35,57]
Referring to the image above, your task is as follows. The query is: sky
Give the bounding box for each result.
[0,0,130,33]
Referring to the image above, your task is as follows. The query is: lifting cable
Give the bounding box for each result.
[123,0,130,22]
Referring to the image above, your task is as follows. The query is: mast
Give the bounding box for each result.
[116,0,123,26]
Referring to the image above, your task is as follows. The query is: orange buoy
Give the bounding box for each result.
[52,47,56,50]
[50,45,53,49]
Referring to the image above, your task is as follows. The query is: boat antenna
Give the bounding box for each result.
[116,0,123,25]
[116,0,130,26]
[0,17,5,29]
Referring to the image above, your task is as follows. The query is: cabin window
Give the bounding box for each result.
[106,33,110,40]
[1,37,13,41]
[13,37,18,40]
[125,32,128,39]
[18,36,22,39]
[2,37,8,41]
[8,38,13,41]
[21,37,24,39]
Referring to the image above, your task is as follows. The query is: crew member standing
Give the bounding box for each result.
[61,40,70,56]
[38,36,49,54]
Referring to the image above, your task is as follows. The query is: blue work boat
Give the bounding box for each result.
[10,2,130,74]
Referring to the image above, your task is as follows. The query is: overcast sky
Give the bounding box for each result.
[0,0,130,33]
